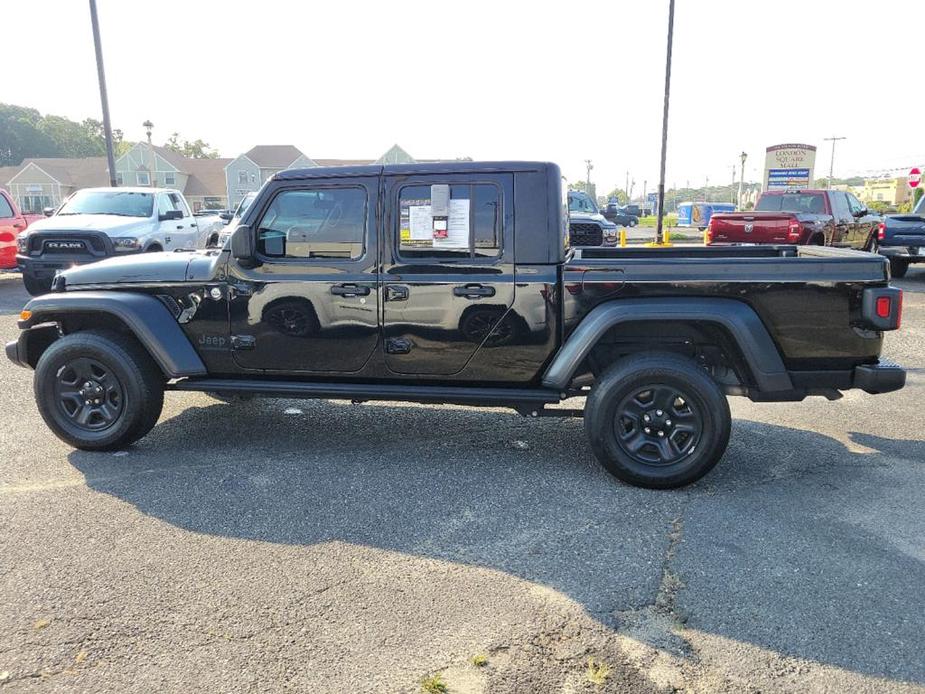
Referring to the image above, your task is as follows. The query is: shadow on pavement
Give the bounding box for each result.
[66,400,925,686]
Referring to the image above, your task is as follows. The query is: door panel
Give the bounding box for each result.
[382,174,515,376]
[226,178,379,373]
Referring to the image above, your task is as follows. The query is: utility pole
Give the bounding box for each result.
[731,165,736,203]
[584,159,593,194]
[89,0,117,187]
[642,180,647,211]
[625,170,630,200]
[823,136,846,188]
[705,176,709,202]
[738,151,747,208]
[655,0,675,245]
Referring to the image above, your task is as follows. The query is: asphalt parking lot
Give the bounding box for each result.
[0,268,923,693]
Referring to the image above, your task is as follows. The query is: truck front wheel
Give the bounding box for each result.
[33,331,164,451]
[584,353,731,489]
[23,274,53,296]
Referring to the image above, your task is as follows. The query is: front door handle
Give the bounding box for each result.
[331,283,371,297]
[453,284,495,299]
[384,284,410,302]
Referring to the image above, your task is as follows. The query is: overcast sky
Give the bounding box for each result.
[5,0,924,196]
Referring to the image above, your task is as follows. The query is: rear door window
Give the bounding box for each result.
[398,183,501,259]
[0,195,13,218]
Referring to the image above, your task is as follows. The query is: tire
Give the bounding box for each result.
[33,330,165,451]
[629,219,638,227]
[23,274,52,296]
[584,352,731,489]
[866,235,878,253]
[206,234,219,248]
[890,258,909,278]
[145,244,163,253]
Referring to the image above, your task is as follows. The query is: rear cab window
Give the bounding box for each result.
[756,193,827,214]
[0,194,14,218]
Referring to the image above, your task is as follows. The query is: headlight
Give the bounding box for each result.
[16,236,28,253]
[112,237,140,251]
[602,226,619,239]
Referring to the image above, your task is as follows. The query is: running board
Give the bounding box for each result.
[169,378,565,409]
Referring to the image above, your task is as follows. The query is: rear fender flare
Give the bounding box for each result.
[19,291,206,377]
[543,297,793,392]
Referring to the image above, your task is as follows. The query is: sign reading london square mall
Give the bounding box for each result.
[764,144,817,190]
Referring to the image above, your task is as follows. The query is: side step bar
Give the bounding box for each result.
[169,378,566,410]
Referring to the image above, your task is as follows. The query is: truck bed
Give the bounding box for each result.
[564,245,890,371]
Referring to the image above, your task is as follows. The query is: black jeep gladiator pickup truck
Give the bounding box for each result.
[6,162,906,489]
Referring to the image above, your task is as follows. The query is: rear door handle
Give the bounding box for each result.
[331,283,371,297]
[454,284,495,299]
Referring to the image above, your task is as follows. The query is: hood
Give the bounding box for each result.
[27,214,152,235]
[60,251,198,286]
[570,212,616,227]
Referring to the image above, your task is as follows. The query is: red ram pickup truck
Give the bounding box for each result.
[707,189,879,250]
[0,189,42,269]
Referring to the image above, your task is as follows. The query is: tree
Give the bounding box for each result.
[603,188,628,205]
[165,132,219,159]
[0,103,60,165]
[37,115,106,158]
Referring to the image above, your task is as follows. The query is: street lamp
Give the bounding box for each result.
[738,151,747,208]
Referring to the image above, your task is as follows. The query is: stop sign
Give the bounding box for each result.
[909,167,922,188]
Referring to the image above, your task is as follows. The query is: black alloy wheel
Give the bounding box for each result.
[53,357,125,432]
[613,385,703,466]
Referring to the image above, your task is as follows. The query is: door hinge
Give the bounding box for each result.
[385,337,413,354]
[230,335,256,351]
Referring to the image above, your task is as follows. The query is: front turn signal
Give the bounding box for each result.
[20,310,32,321]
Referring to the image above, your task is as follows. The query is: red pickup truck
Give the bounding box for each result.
[0,189,42,269]
[707,189,879,250]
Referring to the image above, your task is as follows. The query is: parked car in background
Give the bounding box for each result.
[568,190,619,246]
[216,191,258,247]
[16,187,216,295]
[0,189,43,270]
[876,195,925,277]
[677,202,736,231]
[707,190,878,249]
[601,202,639,227]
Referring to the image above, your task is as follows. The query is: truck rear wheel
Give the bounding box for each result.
[584,353,731,489]
[890,258,909,278]
[23,274,53,296]
[33,331,164,451]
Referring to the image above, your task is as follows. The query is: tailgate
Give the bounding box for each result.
[710,213,794,243]
[884,215,925,245]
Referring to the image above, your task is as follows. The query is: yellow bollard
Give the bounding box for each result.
[703,229,709,245]
[664,229,671,245]
[619,229,627,247]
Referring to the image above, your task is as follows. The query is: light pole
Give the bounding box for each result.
[738,151,747,208]
[585,159,593,194]
[823,136,846,188]
[89,0,117,187]
[655,0,675,245]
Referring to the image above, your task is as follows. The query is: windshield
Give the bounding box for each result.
[58,190,154,217]
[914,196,925,215]
[756,193,826,214]
[568,192,598,214]
[235,193,257,219]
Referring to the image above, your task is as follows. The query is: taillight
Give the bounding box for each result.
[876,296,891,318]
[705,218,714,244]
[787,220,802,242]
[862,287,902,330]
[877,222,885,241]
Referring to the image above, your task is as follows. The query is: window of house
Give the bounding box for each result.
[398,183,501,259]
[136,171,151,186]
[256,187,367,260]
[238,171,249,185]
[164,172,176,186]
[0,195,13,218]
[116,173,124,186]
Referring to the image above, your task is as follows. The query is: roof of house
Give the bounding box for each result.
[151,145,192,171]
[183,158,233,197]
[15,157,110,188]
[244,145,307,169]
[312,158,375,167]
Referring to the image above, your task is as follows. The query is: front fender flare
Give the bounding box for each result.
[19,291,207,377]
[543,297,793,393]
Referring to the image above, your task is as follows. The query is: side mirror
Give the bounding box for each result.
[230,225,256,265]
[219,211,233,222]
[159,209,183,221]
[43,207,55,217]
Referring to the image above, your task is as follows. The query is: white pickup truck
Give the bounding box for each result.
[16,187,223,295]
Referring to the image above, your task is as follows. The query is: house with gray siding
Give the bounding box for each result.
[224,145,315,207]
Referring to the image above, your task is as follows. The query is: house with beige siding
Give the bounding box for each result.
[4,157,109,213]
